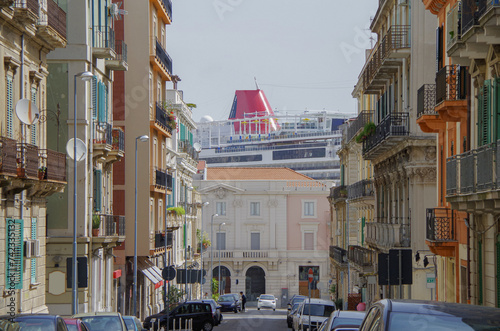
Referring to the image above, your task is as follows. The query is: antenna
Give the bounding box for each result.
[66,138,87,162]
[15,99,40,125]
[193,142,202,153]
[254,77,260,90]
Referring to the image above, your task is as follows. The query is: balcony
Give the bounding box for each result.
[426,208,457,257]
[92,25,116,59]
[446,2,462,53]
[17,142,38,179]
[151,167,171,193]
[93,215,125,242]
[108,127,125,160]
[366,220,410,250]
[446,141,500,212]
[154,232,173,255]
[179,140,199,161]
[0,137,18,177]
[348,245,376,273]
[347,179,374,201]
[150,102,174,137]
[13,0,39,24]
[329,185,347,204]
[167,212,183,231]
[0,0,15,6]
[362,112,410,159]
[106,40,128,71]
[207,250,280,265]
[416,84,444,134]
[435,65,469,121]
[345,110,373,144]
[39,149,66,182]
[152,0,172,24]
[329,246,348,267]
[361,25,411,94]
[93,122,113,161]
[36,0,67,48]
[150,38,173,80]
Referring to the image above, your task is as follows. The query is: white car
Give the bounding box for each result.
[293,298,336,331]
[257,294,277,311]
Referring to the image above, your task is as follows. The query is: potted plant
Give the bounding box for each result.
[38,166,47,180]
[92,214,101,236]
[196,229,211,253]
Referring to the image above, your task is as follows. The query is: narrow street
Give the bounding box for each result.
[216,307,289,331]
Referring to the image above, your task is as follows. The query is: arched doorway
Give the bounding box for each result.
[213,266,231,294]
[245,266,265,301]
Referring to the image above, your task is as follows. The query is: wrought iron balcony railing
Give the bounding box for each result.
[365,221,411,248]
[446,2,462,51]
[161,0,172,19]
[114,39,127,62]
[417,84,437,118]
[436,65,468,105]
[426,208,457,242]
[0,137,18,176]
[348,245,376,268]
[93,25,115,49]
[17,143,38,178]
[179,140,199,160]
[154,102,174,134]
[112,128,125,153]
[39,149,66,182]
[347,179,374,200]
[155,38,173,75]
[155,232,173,248]
[362,113,409,154]
[330,185,347,201]
[94,122,113,146]
[154,167,168,188]
[330,246,348,265]
[346,110,373,143]
[461,0,486,35]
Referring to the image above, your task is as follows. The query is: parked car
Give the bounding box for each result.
[257,294,277,311]
[229,293,243,311]
[293,298,336,331]
[288,295,307,310]
[143,301,216,331]
[122,316,147,331]
[201,299,223,325]
[359,299,500,331]
[0,314,69,331]
[64,318,91,331]
[73,312,127,331]
[218,294,241,313]
[287,302,301,328]
[317,310,366,331]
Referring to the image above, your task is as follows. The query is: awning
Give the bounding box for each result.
[138,257,164,288]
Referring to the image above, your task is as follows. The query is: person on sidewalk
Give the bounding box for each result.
[240,291,247,311]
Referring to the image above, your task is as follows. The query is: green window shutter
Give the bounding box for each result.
[6,218,24,290]
[93,169,102,212]
[189,132,193,145]
[495,78,500,141]
[361,217,366,246]
[478,80,491,146]
[31,88,37,145]
[31,218,37,284]
[479,239,483,305]
[180,123,186,141]
[92,76,98,120]
[105,84,108,123]
[340,164,344,186]
[98,82,105,123]
[6,75,13,138]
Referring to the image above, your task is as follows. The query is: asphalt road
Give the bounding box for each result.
[216,307,289,331]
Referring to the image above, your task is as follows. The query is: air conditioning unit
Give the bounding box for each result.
[24,239,41,259]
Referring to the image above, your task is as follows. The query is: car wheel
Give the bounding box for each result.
[234,308,238,313]
[257,307,260,310]
[201,321,213,331]
[273,308,276,311]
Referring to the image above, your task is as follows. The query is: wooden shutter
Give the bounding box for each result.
[304,233,314,250]
[6,75,13,138]
[31,218,37,284]
[478,80,491,146]
[6,218,24,289]
[180,123,186,141]
[495,78,500,141]
[93,169,102,211]
[436,26,444,72]
[98,82,105,123]
[92,76,98,120]
[31,87,37,145]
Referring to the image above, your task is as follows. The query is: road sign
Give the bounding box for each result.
[308,268,313,283]
[426,273,436,289]
[162,266,176,281]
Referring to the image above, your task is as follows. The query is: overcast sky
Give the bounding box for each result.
[169,1,379,122]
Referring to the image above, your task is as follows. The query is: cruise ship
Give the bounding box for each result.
[195,90,352,184]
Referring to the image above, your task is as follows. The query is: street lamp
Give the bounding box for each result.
[200,202,209,298]
[71,71,93,315]
[134,134,149,317]
[210,213,218,297]
[184,185,193,298]
[218,222,226,296]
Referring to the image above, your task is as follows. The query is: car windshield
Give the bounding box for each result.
[219,296,234,302]
[389,312,500,330]
[293,297,306,304]
[66,325,79,331]
[15,318,55,330]
[331,317,365,328]
[261,295,274,300]
[303,304,336,317]
[80,316,122,331]
[123,318,135,330]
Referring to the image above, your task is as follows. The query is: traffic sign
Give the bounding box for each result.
[308,268,313,283]
[162,266,176,281]
[426,273,436,289]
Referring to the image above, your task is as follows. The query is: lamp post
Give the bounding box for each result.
[134,135,149,317]
[200,202,209,298]
[71,71,93,316]
[218,222,226,295]
[210,213,218,297]
[184,185,193,298]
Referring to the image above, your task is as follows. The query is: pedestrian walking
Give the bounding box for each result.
[240,291,247,311]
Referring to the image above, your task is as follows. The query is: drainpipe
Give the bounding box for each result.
[19,33,25,314]
[467,213,471,304]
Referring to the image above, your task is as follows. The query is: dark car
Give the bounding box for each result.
[287,302,301,328]
[0,314,69,331]
[359,299,500,331]
[288,295,307,310]
[73,312,127,331]
[318,310,366,331]
[201,299,223,326]
[122,316,147,331]
[217,294,241,313]
[143,301,216,331]
[64,318,91,331]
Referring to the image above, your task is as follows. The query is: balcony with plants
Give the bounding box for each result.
[151,102,174,137]
[108,127,125,161]
[166,206,185,230]
[91,214,126,241]
[362,112,410,159]
[344,110,373,144]
[93,121,113,160]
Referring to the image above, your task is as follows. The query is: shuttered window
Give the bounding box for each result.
[251,233,260,250]
[92,76,98,120]
[495,79,500,141]
[93,169,102,211]
[478,80,491,146]
[436,26,444,72]
[216,232,226,250]
[31,218,37,284]
[6,75,13,138]
[6,218,24,289]
[304,232,314,250]
[31,87,37,145]
[180,123,186,141]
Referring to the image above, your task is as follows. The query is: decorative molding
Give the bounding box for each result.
[215,187,226,199]
[4,56,20,74]
[267,199,278,208]
[233,199,243,207]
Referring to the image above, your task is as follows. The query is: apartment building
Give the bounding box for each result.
[45,0,127,314]
[421,0,500,307]
[0,0,67,315]
[195,167,331,304]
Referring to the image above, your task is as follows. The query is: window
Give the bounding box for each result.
[304,232,314,250]
[216,232,226,250]
[31,87,37,145]
[250,202,260,216]
[303,201,316,217]
[216,202,226,216]
[93,169,102,212]
[6,75,13,138]
[251,232,260,250]
[31,218,37,284]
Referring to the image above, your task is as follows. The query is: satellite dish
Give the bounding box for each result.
[15,99,39,125]
[193,142,202,153]
[66,138,87,162]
